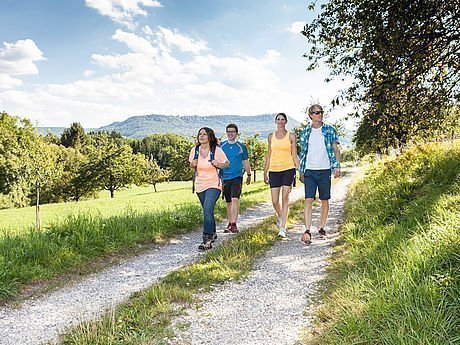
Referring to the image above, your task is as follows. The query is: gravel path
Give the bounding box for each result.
[167,171,353,345]
[0,185,307,345]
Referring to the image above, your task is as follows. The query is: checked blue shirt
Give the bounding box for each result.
[299,123,340,173]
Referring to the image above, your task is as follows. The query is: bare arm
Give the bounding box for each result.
[263,134,272,184]
[243,159,251,184]
[290,132,300,171]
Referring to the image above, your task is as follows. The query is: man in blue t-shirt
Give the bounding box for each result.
[220,124,251,233]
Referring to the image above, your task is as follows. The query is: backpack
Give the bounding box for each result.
[192,145,219,193]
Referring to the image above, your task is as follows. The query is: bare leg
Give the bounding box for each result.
[231,197,240,223]
[226,202,232,224]
[280,186,291,228]
[270,187,282,218]
[320,199,329,229]
[304,198,314,230]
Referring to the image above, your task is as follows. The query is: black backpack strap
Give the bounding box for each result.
[192,145,200,193]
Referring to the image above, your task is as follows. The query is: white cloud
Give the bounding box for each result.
[142,25,154,36]
[85,0,162,29]
[84,69,95,77]
[1,27,329,128]
[0,73,23,89]
[0,39,45,75]
[112,29,158,57]
[287,21,306,34]
[157,27,208,54]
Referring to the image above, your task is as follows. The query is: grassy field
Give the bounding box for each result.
[0,178,274,301]
[308,141,460,344]
[59,203,307,344]
[0,177,268,234]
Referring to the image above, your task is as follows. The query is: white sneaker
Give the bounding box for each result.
[277,227,287,238]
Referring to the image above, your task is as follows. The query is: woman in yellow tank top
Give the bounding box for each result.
[263,113,300,238]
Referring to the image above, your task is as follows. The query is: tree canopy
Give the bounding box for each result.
[303,0,460,154]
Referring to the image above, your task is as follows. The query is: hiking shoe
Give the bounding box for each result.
[198,239,212,251]
[224,222,232,233]
[319,228,326,239]
[277,227,287,238]
[230,223,239,234]
[301,230,312,245]
[211,233,218,243]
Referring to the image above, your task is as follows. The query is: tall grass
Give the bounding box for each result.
[0,181,273,301]
[60,216,280,344]
[309,141,460,344]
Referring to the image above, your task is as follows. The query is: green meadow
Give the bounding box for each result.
[0,178,273,301]
[309,141,460,344]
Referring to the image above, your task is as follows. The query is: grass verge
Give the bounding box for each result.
[306,141,460,344]
[58,215,282,344]
[0,183,273,302]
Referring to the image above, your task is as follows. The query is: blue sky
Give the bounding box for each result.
[0,0,350,128]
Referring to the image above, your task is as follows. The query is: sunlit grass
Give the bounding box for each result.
[307,141,460,344]
[0,180,273,301]
[60,215,281,344]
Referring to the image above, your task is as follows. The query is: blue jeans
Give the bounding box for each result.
[197,188,221,238]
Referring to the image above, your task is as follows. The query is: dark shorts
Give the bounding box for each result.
[223,176,243,202]
[269,168,296,188]
[304,169,331,200]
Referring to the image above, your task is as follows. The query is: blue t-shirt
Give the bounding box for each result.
[219,140,249,180]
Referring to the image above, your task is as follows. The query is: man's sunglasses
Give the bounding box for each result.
[311,111,323,115]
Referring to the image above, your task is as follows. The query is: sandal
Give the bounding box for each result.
[319,228,326,239]
[301,230,312,245]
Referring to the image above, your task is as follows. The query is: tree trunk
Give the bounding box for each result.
[110,188,115,198]
[36,180,41,231]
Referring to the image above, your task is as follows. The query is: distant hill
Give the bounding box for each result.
[35,115,356,146]
[96,114,301,139]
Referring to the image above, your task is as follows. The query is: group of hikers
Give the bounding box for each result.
[189,104,341,251]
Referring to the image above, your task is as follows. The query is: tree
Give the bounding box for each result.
[144,157,170,192]
[88,133,145,198]
[130,133,193,180]
[0,112,38,207]
[243,134,267,182]
[61,122,87,150]
[303,0,460,153]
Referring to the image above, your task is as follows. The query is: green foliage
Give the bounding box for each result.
[0,180,271,301]
[130,133,193,181]
[310,141,460,344]
[143,158,170,192]
[303,0,460,153]
[60,122,87,150]
[87,132,146,198]
[243,134,267,181]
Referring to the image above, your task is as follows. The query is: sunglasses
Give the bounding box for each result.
[311,111,323,115]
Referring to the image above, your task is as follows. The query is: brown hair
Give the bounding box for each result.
[195,127,219,150]
[226,123,238,133]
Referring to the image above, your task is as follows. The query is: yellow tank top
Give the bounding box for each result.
[268,131,295,172]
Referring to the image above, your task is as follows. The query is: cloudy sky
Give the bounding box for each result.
[0,0,349,128]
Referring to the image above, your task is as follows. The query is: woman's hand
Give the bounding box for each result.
[191,159,198,168]
[263,171,269,184]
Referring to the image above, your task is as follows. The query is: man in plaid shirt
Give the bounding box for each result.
[298,104,341,244]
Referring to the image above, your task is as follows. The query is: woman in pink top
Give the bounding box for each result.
[189,127,229,251]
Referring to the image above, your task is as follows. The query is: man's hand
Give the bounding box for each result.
[246,174,251,185]
[191,159,198,167]
[334,168,341,178]
[300,172,304,184]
